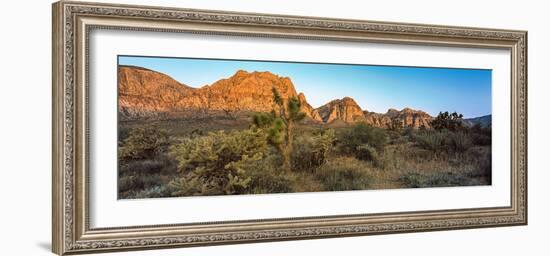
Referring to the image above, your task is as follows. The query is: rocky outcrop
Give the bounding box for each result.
[200,70,322,121]
[118,65,195,119]
[118,66,435,128]
[362,108,432,128]
[298,92,322,122]
[315,98,432,128]
[118,67,323,121]
[388,108,432,128]
[317,97,366,123]
[363,111,392,128]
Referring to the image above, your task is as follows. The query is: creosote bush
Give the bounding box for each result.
[411,129,473,153]
[292,129,335,171]
[315,157,373,191]
[119,126,169,161]
[118,126,177,199]
[338,122,388,161]
[399,172,468,188]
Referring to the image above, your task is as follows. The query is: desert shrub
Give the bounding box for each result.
[118,151,179,199]
[242,153,294,194]
[119,126,169,161]
[118,172,167,198]
[386,130,402,144]
[412,130,472,153]
[118,127,130,144]
[464,146,492,184]
[338,123,388,160]
[355,144,379,162]
[411,130,447,152]
[119,175,137,193]
[470,132,491,146]
[402,147,433,161]
[131,174,162,190]
[292,129,335,171]
[388,118,404,133]
[315,157,372,191]
[119,159,164,175]
[469,125,492,146]
[122,184,176,199]
[169,128,269,196]
[447,131,473,152]
[399,172,469,188]
[402,127,415,138]
[131,186,166,199]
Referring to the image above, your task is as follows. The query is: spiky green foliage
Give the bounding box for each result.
[287,97,307,121]
[169,129,269,196]
[118,126,178,199]
[252,111,276,128]
[431,111,465,131]
[119,126,169,161]
[411,129,473,153]
[339,122,388,160]
[252,87,306,172]
[315,157,373,191]
[272,87,283,106]
[292,129,336,171]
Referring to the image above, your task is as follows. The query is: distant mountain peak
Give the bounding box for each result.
[462,114,492,128]
[317,97,365,123]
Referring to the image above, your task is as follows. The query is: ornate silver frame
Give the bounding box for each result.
[52,1,527,255]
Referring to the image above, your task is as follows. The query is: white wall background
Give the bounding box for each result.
[0,0,547,255]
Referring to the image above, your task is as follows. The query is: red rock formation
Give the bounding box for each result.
[386,107,432,128]
[118,65,194,119]
[118,67,322,121]
[317,97,366,123]
[118,66,433,128]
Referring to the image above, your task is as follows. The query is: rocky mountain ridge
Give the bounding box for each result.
[118,66,484,128]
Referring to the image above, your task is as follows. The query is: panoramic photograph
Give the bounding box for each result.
[117,56,492,199]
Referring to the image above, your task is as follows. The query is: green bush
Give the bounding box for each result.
[120,174,162,191]
[118,152,178,195]
[411,130,447,151]
[292,129,335,171]
[469,125,492,146]
[355,144,379,162]
[122,184,176,199]
[431,111,465,131]
[169,128,269,196]
[412,129,473,153]
[470,133,491,146]
[119,126,169,161]
[241,153,294,194]
[338,123,388,159]
[465,146,492,184]
[448,132,473,152]
[315,157,372,191]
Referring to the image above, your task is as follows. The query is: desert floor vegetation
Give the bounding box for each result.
[118,112,491,199]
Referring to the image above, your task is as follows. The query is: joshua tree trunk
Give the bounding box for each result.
[282,122,293,172]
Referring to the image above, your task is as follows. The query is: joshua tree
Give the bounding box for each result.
[389,118,404,132]
[431,111,464,131]
[253,87,305,172]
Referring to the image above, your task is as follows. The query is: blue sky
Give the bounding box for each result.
[119,55,492,118]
